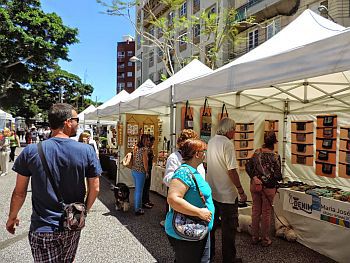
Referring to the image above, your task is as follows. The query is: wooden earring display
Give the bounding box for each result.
[291,121,314,166]
[339,126,350,179]
[315,114,337,178]
[234,123,254,169]
[264,120,279,152]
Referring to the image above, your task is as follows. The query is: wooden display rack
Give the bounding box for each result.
[315,114,337,178]
[235,122,254,169]
[125,113,159,160]
[291,120,314,166]
[339,126,350,179]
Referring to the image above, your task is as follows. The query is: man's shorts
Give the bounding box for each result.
[28,230,81,263]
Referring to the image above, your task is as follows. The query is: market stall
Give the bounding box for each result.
[114,10,350,261]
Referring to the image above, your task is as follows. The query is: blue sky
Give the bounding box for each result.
[41,0,134,104]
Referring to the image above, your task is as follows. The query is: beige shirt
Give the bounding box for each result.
[206,134,238,203]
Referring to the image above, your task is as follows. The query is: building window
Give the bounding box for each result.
[193,24,200,38]
[127,51,133,56]
[207,4,216,18]
[127,82,133,88]
[157,27,163,38]
[119,63,125,69]
[168,11,175,26]
[248,29,259,51]
[137,34,141,49]
[158,70,163,81]
[193,0,200,14]
[149,50,154,67]
[179,30,187,46]
[127,72,133,77]
[266,18,281,40]
[149,73,154,81]
[118,73,125,79]
[117,51,125,58]
[179,1,187,17]
[137,77,141,87]
[157,48,163,62]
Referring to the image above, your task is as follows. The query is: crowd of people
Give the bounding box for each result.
[4,102,282,263]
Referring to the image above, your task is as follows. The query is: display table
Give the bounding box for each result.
[274,188,350,262]
[150,165,167,197]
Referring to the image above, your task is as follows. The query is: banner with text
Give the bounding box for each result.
[282,189,350,228]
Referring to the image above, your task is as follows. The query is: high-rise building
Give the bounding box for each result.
[135,0,349,87]
[116,35,135,94]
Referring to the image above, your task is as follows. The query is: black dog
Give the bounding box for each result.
[111,183,130,212]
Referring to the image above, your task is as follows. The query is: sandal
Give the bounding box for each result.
[262,239,272,247]
[252,237,261,245]
[142,203,153,209]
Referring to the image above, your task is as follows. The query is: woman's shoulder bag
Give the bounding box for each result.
[172,168,209,241]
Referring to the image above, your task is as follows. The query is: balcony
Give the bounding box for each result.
[236,0,299,23]
[143,0,170,27]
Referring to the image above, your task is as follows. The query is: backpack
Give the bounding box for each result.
[122,152,133,169]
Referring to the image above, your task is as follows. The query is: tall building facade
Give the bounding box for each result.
[135,0,350,87]
[116,35,136,94]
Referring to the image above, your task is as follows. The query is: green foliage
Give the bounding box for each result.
[0,0,94,121]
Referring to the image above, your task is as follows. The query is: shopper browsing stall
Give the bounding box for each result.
[246,131,282,247]
[131,134,150,215]
[206,117,247,263]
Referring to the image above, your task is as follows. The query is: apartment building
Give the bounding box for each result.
[116,35,136,94]
[135,0,350,88]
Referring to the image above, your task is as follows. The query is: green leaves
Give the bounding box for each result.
[0,0,89,120]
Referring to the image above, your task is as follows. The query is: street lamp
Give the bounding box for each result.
[318,5,335,22]
[129,54,143,88]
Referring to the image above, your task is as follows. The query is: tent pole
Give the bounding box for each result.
[282,99,290,176]
[116,103,121,185]
[170,84,176,153]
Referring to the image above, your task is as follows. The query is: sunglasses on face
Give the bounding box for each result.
[69,117,79,123]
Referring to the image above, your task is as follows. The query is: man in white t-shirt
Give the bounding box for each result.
[206,118,247,263]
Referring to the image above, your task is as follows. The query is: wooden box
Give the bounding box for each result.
[340,127,350,139]
[316,127,336,138]
[291,154,313,166]
[340,139,350,151]
[291,132,313,143]
[316,114,337,128]
[236,123,254,132]
[291,143,313,155]
[316,138,337,151]
[234,131,254,140]
[339,150,350,164]
[264,120,279,131]
[291,121,313,133]
[236,149,254,159]
[234,139,254,149]
[338,162,350,179]
[315,161,336,178]
[316,150,336,163]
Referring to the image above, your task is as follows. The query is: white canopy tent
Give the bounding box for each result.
[85,90,130,121]
[165,11,350,261]
[0,109,13,130]
[173,10,350,112]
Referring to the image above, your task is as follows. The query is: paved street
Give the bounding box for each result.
[0,147,336,263]
[0,147,156,263]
